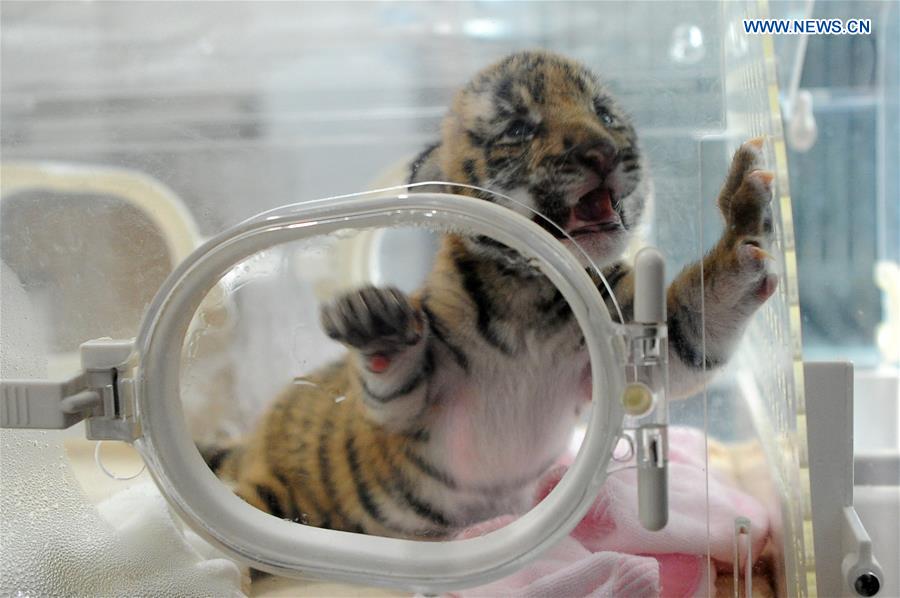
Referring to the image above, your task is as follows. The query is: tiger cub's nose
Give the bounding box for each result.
[576,137,618,175]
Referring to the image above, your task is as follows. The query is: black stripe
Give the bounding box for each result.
[609,291,635,322]
[423,343,435,375]
[344,434,437,536]
[528,71,546,104]
[474,235,507,250]
[274,469,325,525]
[572,75,587,94]
[485,156,514,171]
[403,427,430,443]
[255,484,286,520]
[486,157,525,180]
[668,310,723,369]
[472,187,498,201]
[536,289,572,329]
[395,478,452,528]
[537,289,564,312]
[471,236,532,275]
[317,415,356,530]
[495,77,514,103]
[598,264,628,299]
[605,264,628,289]
[345,434,389,527]
[280,411,329,524]
[291,439,330,530]
[467,130,487,147]
[360,373,425,403]
[462,159,479,185]
[421,302,470,372]
[360,347,432,403]
[290,467,327,517]
[453,254,514,355]
[317,417,337,500]
[495,261,526,277]
[408,142,440,184]
[203,446,232,472]
[402,446,460,490]
[390,457,492,530]
[546,299,573,329]
[372,441,453,530]
[271,471,301,522]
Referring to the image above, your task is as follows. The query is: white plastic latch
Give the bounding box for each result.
[0,372,98,429]
[0,338,140,441]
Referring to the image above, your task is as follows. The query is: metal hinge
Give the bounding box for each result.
[0,338,140,442]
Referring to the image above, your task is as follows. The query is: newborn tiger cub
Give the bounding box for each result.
[205,50,778,538]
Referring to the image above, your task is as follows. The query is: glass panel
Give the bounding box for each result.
[0,190,173,375]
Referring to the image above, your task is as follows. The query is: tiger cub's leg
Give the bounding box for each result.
[664,137,777,395]
[600,139,777,397]
[320,285,432,431]
[202,441,303,522]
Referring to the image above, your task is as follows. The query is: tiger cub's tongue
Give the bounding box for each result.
[574,188,615,223]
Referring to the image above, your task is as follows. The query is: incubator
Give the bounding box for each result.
[1,1,896,597]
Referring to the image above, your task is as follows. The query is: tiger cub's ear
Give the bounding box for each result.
[408,142,445,188]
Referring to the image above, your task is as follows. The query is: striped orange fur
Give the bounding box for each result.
[203,51,777,538]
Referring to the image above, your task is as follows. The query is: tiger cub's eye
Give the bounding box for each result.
[593,99,616,127]
[499,119,537,144]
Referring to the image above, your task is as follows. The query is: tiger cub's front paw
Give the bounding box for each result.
[716,138,779,303]
[320,286,425,369]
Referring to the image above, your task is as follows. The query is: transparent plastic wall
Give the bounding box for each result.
[1,1,813,596]
[714,2,814,595]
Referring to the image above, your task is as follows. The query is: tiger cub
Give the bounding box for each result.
[204,50,778,538]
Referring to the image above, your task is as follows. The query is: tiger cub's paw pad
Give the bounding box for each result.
[320,286,424,354]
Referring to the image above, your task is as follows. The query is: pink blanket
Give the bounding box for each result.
[446,428,769,598]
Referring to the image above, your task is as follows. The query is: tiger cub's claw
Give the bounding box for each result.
[320,285,424,357]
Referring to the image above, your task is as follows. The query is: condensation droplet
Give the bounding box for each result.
[669,24,705,65]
